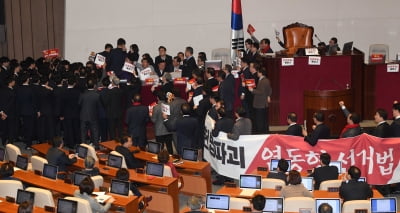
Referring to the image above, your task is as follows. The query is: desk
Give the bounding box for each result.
[217,186,383,199]
[101,140,212,195]
[180,207,244,213]
[0,197,47,213]
[263,52,364,125]
[12,170,140,213]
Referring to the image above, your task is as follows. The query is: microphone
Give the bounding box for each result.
[314,34,322,43]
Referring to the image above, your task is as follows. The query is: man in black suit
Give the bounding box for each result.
[338,101,362,138]
[46,136,77,178]
[16,75,38,149]
[52,75,65,137]
[61,77,81,149]
[0,77,17,145]
[98,43,113,67]
[219,64,235,117]
[115,136,144,169]
[212,108,234,137]
[390,102,400,137]
[267,158,289,185]
[163,103,199,155]
[79,79,100,148]
[100,77,123,140]
[303,111,330,146]
[125,94,149,148]
[371,108,390,138]
[286,112,303,137]
[339,166,373,202]
[181,46,197,78]
[107,38,127,80]
[309,153,338,190]
[204,68,218,89]
[155,46,173,73]
[37,76,54,143]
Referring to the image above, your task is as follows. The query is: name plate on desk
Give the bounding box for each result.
[305,48,319,56]
[281,58,294,66]
[308,56,321,65]
[387,64,399,73]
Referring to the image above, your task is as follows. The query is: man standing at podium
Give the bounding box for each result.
[303,111,330,146]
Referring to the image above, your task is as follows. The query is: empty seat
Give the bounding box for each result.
[319,180,343,190]
[284,197,315,213]
[230,197,251,210]
[5,144,21,163]
[26,187,55,208]
[261,178,286,189]
[109,151,127,168]
[342,200,370,213]
[0,180,24,199]
[31,155,48,172]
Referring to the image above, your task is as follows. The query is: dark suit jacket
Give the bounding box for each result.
[79,89,101,121]
[208,106,218,121]
[16,85,38,116]
[53,86,66,117]
[219,74,235,111]
[37,86,54,116]
[205,77,219,89]
[100,87,123,119]
[304,123,330,146]
[182,56,197,78]
[309,165,338,190]
[125,104,149,139]
[212,117,234,137]
[267,171,288,185]
[390,118,400,137]
[339,180,373,202]
[61,87,81,119]
[372,122,390,138]
[107,48,127,76]
[164,115,199,153]
[286,124,303,137]
[252,76,272,109]
[115,145,143,169]
[46,147,77,172]
[155,54,173,72]
[227,117,252,140]
[0,87,16,117]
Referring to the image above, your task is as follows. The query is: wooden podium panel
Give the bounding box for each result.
[304,89,353,137]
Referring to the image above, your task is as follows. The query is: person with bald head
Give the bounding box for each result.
[286,112,303,136]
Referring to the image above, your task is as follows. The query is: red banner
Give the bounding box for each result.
[246,134,400,185]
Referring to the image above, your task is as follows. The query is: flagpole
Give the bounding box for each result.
[231,0,244,65]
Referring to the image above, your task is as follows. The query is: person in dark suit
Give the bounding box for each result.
[46,136,77,178]
[97,78,109,142]
[107,38,127,80]
[79,79,100,148]
[267,158,289,185]
[37,76,55,143]
[168,88,187,151]
[181,47,197,78]
[163,103,199,155]
[248,65,272,134]
[155,46,173,73]
[16,75,38,149]
[245,42,261,64]
[52,75,65,137]
[286,112,303,137]
[100,77,123,140]
[308,153,338,190]
[61,77,81,149]
[207,94,220,122]
[227,107,252,140]
[219,64,235,117]
[0,77,17,145]
[98,43,113,67]
[371,108,390,138]
[205,68,218,89]
[390,102,400,137]
[339,166,373,202]
[115,136,144,169]
[303,112,330,146]
[212,108,234,137]
[338,101,362,138]
[125,94,149,148]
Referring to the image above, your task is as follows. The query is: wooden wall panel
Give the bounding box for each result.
[3,0,64,60]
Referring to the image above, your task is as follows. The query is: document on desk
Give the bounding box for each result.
[94,192,111,203]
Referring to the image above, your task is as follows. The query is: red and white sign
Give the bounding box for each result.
[308,56,321,65]
[42,48,59,59]
[174,77,187,85]
[122,62,135,73]
[387,64,399,73]
[281,58,294,66]
[94,54,106,66]
[244,79,256,88]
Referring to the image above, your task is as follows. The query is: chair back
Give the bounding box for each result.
[26,187,55,208]
[283,22,314,55]
[0,180,24,198]
[261,178,286,189]
[230,197,251,210]
[110,151,127,168]
[342,200,371,213]
[65,196,93,213]
[284,197,315,213]
[91,175,104,189]
[369,44,389,63]
[80,144,99,161]
[319,180,342,190]
[163,165,173,177]
[211,48,231,66]
[5,144,21,163]
[31,155,48,173]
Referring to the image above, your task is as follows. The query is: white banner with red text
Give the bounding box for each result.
[204,126,400,185]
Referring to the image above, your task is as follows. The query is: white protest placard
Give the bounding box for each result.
[161,103,170,115]
[308,56,321,65]
[139,67,151,81]
[231,70,239,78]
[186,82,192,91]
[305,48,319,56]
[94,54,106,66]
[281,58,294,66]
[122,62,135,73]
[193,94,203,106]
[387,64,399,73]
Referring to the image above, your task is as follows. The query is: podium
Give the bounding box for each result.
[304,89,353,137]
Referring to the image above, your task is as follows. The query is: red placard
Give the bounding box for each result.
[174,77,187,85]
[247,24,256,34]
[42,48,59,59]
[144,78,155,85]
[244,79,256,88]
[370,54,385,63]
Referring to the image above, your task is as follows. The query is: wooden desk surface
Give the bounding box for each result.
[0,197,47,213]
[12,170,139,212]
[217,186,383,199]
